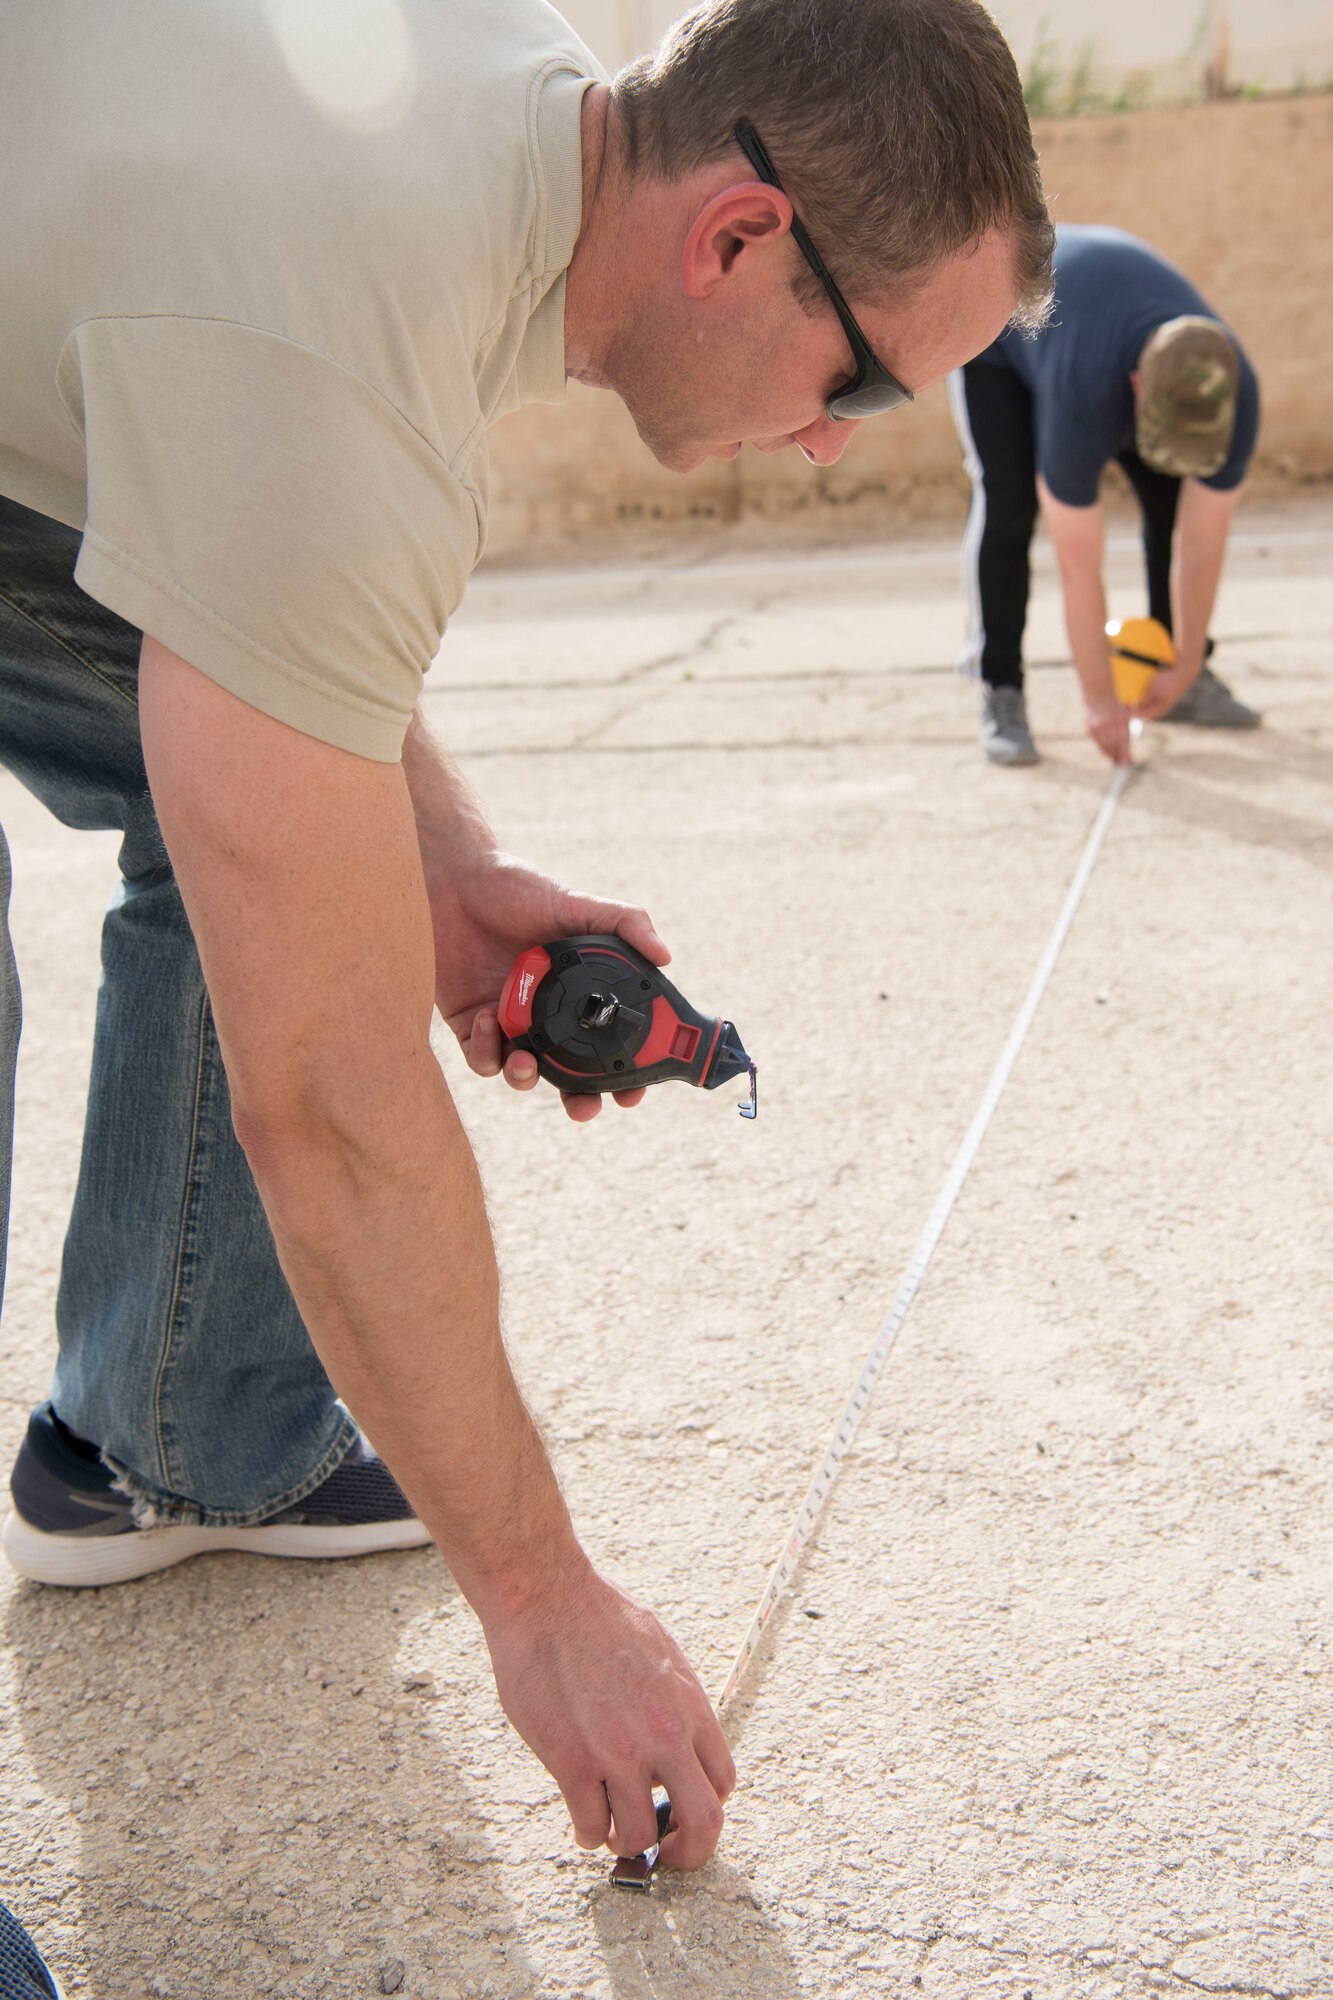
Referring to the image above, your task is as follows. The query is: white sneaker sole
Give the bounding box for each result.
[1,1508,431,1587]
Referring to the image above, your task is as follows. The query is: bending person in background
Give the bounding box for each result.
[947,223,1260,767]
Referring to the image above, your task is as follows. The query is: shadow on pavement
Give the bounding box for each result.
[589,1861,802,2000]
[4,1547,542,1999]
[1002,731,1333,874]
[1122,740,1333,867]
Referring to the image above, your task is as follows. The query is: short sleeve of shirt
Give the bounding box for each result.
[61,316,479,761]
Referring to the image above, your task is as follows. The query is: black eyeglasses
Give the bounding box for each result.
[733,119,914,423]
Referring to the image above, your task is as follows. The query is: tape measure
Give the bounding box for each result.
[1106,616,1174,706]
[498,935,756,1117]
[611,740,1141,1890]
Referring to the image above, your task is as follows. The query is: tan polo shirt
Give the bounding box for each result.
[0,0,603,760]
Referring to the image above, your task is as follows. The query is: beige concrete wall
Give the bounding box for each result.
[563,0,1333,97]
[486,94,1333,556]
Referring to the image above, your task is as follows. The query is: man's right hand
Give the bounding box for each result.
[1085,695,1132,765]
[481,1559,734,1870]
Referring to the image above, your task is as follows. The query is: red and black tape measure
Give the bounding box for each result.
[498,934,755,1113]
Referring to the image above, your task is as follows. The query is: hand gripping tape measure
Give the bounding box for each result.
[1106,615,1175,706]
[498,935,757,1117]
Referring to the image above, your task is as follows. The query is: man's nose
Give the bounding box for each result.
[793,416,860,466]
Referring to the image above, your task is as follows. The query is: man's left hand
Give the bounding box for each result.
[1133,661,1198,721]
[427,850,670,1122]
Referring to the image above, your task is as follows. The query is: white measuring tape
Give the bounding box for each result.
[714,746,1139,1716]
[612,746,1139,1887]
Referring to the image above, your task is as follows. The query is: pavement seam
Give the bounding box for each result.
[876,1927,1314,2000]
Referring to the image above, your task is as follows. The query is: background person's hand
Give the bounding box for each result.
[427,849,670,1122]
[1085,696,1133,765]
[1132,661,1196,721]
[480,1558,735,1871]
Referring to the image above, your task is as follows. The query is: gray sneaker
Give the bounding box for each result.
[1164,663,1260,728]
[980,685,1039,765]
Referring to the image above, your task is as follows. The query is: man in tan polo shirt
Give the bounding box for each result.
[0,0,1052,1886]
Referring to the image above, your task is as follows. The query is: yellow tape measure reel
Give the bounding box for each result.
[1105,616,1175,706]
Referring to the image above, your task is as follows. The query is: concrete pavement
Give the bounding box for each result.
[1,501,1330,1998]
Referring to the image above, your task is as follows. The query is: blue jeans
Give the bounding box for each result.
[0,495,355,1523]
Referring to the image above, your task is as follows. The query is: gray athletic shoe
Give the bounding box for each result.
[979,685,1039,765]
[1164,663,1260,728]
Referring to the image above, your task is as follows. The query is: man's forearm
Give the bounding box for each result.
[1172,479,1242,681]
[1036,486,1130,761]
[1037,482,1116,706]
[235,1049,585,1621]
[402,706,497,886]
[139,646,580,1621]
[1057,557,1114,706]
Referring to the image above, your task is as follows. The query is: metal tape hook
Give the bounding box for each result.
[609,1796,674,1892]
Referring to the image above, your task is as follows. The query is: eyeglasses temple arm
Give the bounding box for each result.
[732,119,878,370]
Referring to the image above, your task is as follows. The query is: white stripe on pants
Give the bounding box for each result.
[946,367,986,680]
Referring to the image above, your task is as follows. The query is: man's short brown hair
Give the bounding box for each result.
[615,0,1054,333]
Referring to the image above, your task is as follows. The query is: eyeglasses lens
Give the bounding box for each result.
[828,378,915,421]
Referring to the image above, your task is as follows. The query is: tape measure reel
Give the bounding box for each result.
[1106,616,1175,706]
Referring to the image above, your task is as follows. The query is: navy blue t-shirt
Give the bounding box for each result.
[974,225,1260,505]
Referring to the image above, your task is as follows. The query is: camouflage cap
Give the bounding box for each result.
[1135,316,1240,479]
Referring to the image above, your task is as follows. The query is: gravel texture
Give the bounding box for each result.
[1,503,1330,1999]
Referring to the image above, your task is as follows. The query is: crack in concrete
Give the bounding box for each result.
[423,650,1081,699]
[618,612,739,684]
[872,1925,1317,1999]
[1161,1974,1309,1999]
[555,613,742,753]
[451,726,1065,758]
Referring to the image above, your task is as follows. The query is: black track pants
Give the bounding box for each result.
[948,360,1183,693]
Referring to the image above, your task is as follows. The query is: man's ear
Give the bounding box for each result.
[681,183,792,301]
[1129,367,1142,406]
